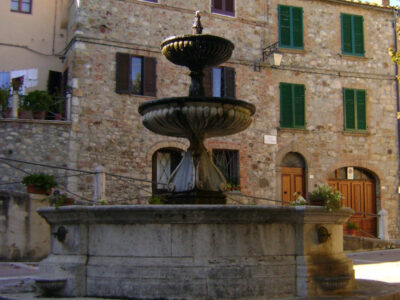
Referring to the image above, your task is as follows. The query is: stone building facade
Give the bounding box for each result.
[0,0,68,92]
[1,0,400,239]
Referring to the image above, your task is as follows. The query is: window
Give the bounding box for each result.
[280,83,305,128]
[116,53,156,96]
[212,149,239,186]
[278,5,303,49]
[152,148,183,193]
[204,67,235,98]
[343,88,366,131]
[212,0,235,16]
[0,72,10,89]
[341,13,364,56]
[11,0,32,13]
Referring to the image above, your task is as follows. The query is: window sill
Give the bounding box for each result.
[278,127,309,134]
[343,130,370,136]
[10,10,32,14]
[211,11,236,18]
[339,54,370,61]
[278,47,306,55]
[0,118,72,125]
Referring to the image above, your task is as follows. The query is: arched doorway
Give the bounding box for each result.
[281,152,306,204]
[152,148,183,194]
[329,167,377,237]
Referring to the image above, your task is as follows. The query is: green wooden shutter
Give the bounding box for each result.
[292,7,303,48]
[353,15,364,55]
[294,84,305,127]
[279,5,291,47]
[344,89,355,130]
[341,14,353,54]
[356,90,366,130]
[280,83,293,128]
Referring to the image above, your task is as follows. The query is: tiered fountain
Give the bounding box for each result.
[36,12,356,299]
[139,12,255,204]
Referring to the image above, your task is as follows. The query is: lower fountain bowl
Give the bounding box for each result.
[138,96,256,138]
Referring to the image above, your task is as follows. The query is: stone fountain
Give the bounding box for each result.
[36,13,356,299]
[139,12,255,204]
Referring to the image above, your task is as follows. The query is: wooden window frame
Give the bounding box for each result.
[211,0,235,17]
[212,149,240,186]
[279,82,306,129]
[11,0,32,14]
[204,66,235,98]
[152,148,183,194]
[278,5,304,49]
[341,13,365,57]
[116,53,156,96]
[343,88,367,131]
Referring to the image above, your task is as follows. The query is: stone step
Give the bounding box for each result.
[344,236,400,252]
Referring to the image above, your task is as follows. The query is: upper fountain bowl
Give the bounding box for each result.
[161,34,234,70]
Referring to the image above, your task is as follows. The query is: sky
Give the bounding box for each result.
[389,0,400,6]
[361,0,400,6]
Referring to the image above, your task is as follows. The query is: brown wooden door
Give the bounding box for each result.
[329,180,376,237]
[282,167,305,204]
[363,181,376,237]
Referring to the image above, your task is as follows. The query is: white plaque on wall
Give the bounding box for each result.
[264,135,277,145]
[347,167,354,180]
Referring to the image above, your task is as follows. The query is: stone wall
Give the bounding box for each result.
[62,0,399,237]
[0,190,50,261]
[0,120,71,192]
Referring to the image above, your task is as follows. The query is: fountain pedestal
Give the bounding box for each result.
[37,205,355,299]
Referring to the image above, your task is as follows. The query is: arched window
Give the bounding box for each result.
[152,148,183,193]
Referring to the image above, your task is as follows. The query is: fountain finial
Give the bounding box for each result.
[192,11,203,34]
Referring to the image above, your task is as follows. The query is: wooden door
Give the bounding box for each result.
[329,180,376,237]
[282,167,305,204]
[363,181,376,237]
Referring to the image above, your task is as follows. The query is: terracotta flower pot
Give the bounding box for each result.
[54,113,63,120]
[33,111,46,119]
[347,228,357,236]
[27,185,50,195]
[18,111,27,119]
[309,198,325,206]
[2,108,11,118]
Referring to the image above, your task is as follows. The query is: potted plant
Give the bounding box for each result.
[44,190,74,208]
[22,173,58,195]
[23,90,52,119]
[49,95,65,120]
[346,222,359,236]
[148,195,164,205]
[307,185,342,212]
[0,88,10,118]
[290,192,307,206]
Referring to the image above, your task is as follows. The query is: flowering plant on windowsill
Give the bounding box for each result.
[226,183,241,192]
[290,192,307,206]
[307,185,342,212]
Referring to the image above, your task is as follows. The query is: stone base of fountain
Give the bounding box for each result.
[164,190,226,204]
[37,205,355,299]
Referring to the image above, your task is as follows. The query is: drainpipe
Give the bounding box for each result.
[52,0,58,55]
[393,9,400,212]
